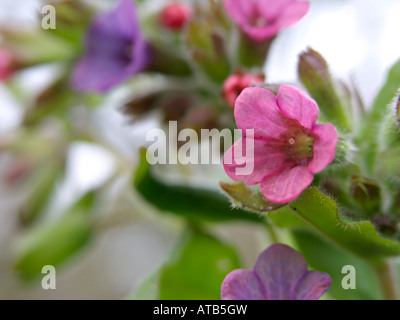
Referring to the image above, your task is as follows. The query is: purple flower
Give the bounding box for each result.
[221,244,331,300]
[223,0,310,42]
[223,85,338,204]
[71,0,151,93]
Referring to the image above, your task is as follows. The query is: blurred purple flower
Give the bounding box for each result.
[223,0,309,42]
[71,0,151,93]
[221,244,331,300]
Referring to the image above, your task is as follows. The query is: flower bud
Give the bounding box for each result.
[298,48,352,131]
[160,2,192,31]
[223,71,264,108]
[0,48,14,80]
[372,215,398,237]
[19,162,61,225]
[350,176,381,214]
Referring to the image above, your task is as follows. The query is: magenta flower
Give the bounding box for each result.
[71,0,151,93]
[223,0,309,42]
[223,85,338,204]
[221,244,332,300]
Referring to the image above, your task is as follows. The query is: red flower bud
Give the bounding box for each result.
[160,2,192,31]
[223,72,264,108]
[0,48,14,80]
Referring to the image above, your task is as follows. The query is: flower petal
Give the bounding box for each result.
[94,0,140,38]
[277,85,319,129]
[242,24,281,42]
[223,138,289,185]
[309,123,338,174]
[253,244,308,300]
[221,269,266,300]
[71,56,132,93]
[235,87,289,139]
[292,270,332,300]
[260,165,314,203]
[276,1,310,28]
[257,0,297,21]
[223,0,256,26]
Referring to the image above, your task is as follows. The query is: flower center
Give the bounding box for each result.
[123,43,134,62]
[253,17,268,27]
[249,7,268,27]
[282,126,315,166]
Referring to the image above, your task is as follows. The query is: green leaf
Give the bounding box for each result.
[159,229,241,300]
[360,59,400,174]
[133,148,264,223]
[219,181,284,213]
[15,197,94,281]
[46,1,93,48]
[2,29,74,67]
[293,230,382,300]
[269,188,400,262]
[371,59,400,122]
[23,75,80,127]
[19,162,62,225]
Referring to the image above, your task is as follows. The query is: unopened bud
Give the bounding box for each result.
[223,71,264,108]
[350,176,381,214]
[299,47,330,83]
[160,2,192,31]
[298,48,352,131]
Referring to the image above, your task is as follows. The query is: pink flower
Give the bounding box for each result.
[223,72,264,108]
[223,85,338,204]
[223,0,309,42]
[160,2,192,31]
[221,244,332,300]
[0,48,13,80]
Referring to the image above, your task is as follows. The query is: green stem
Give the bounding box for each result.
[265,222,279,244]
[375,260,398,300]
